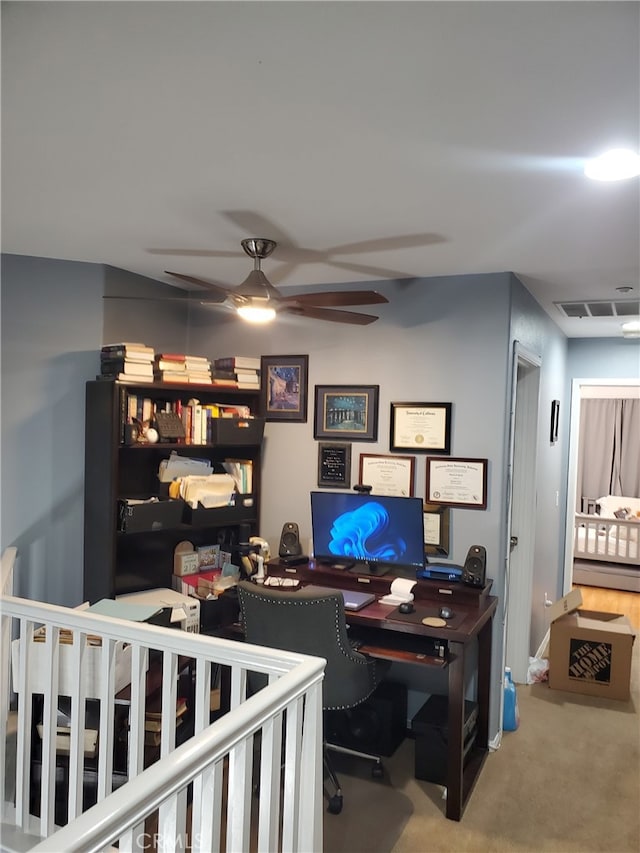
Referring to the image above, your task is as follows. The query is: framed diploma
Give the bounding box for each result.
[423,503,450,556]
[426,457,488,509]
[358,453,415,497]
[390,402,452,453]
[317,442,352,488]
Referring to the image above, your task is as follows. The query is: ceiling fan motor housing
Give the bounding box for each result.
[241,238,277,260]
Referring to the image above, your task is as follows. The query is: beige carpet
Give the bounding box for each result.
[323,643,640,853]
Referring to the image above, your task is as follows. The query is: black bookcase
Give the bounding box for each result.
[83,379,264,603]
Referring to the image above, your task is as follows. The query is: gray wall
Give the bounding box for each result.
[0,254,188,603]
[566,337,640,380]
[3,253,621,743]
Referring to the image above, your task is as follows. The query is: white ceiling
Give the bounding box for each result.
[2,1,639,338]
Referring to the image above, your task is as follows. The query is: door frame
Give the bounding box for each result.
[503,342,541,690]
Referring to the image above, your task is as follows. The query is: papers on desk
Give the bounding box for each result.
[379,577,417,606]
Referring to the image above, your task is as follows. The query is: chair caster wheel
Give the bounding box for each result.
[371,763,384,779]
[328,794,343,814]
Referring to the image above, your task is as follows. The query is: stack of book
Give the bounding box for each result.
[154,353,213,384]
[100,343,155,382]
[185,355,212,384]
[212,355,261,389]
[143,696,188,747]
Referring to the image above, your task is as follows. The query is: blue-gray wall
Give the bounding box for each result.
[3,252,628,742]
[0,254,188,603]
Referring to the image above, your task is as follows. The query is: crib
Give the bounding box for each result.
[1,548,325,852]
[573,495,640,592]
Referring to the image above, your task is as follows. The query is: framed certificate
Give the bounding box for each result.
[423,503,450,556]
[426,456,488,509]
[390,402,452,453]
[358,453,414,497]
[317,442,352,488]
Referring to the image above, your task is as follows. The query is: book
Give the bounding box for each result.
[214,356,261,370]
[210,377,239,388]
[102,343,155,357]
[155,353,187,362]
[155,359,187,371]
[98,372,154,383]
[101,359,154,376]
[154,370,190,383]
[102,351,154,364]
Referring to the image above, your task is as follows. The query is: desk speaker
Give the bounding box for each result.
[278,522,302,558]
[462,545,486,587]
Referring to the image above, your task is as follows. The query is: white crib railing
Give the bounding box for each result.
[1,576,325,852]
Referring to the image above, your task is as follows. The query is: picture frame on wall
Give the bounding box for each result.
[390,402,452,453]
[358,453,415,496]
[423,503,451,556]
[317,442,352,488]
[261,355,309,422]
[550,399,560,443]
[314,385,379,441]
[425,456,488,509]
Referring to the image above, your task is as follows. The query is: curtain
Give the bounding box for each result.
[577,398,640,509]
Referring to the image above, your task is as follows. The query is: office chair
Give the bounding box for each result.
[237,580,388,814]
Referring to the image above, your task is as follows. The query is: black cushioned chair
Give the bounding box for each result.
[237,580,387,814]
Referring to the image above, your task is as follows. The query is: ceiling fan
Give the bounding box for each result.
[164,238,389,325]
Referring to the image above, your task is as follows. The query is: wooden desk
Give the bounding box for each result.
[266,559,498,821]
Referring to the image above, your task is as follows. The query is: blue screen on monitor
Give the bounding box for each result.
[310,491,425,573]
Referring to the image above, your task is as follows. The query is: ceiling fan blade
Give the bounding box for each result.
[279,290,388,307]
[147,248,243,258]
[326,233,446,255]
[164,271,231,300]
[283,304,380,325]
[221,210,298,247]
[328,259,415,280]
[102,294,228,305]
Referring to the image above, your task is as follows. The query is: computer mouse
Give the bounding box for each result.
[399,601,414,614]
[439,606,453,620]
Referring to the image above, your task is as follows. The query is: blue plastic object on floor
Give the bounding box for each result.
[503,666,520,731]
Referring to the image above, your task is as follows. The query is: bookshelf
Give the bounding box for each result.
[83,379,264,603]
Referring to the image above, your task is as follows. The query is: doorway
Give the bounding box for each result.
[563,378,640,594]
[503,343,541,686]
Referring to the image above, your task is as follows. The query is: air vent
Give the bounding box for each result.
[555,299,639,319]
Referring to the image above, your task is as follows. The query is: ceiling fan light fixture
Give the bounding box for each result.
[236,301,277,323]
[584,148,640,181]
[621,319,640,338]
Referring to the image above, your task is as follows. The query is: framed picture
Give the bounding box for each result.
[317,442,352,488]
[262,355,309,422]
[426,456,488,509]
[390,402,452,453]
[423,503,451,556]
[314,385,379,442]
[550,400,560,443]
[358,453,415,497]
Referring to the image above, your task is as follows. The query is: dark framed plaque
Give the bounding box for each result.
[317,442,352,488]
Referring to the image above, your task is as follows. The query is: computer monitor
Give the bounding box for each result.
[310,491,425,576]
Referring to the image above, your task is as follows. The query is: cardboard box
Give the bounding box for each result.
[548,589,636,701]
